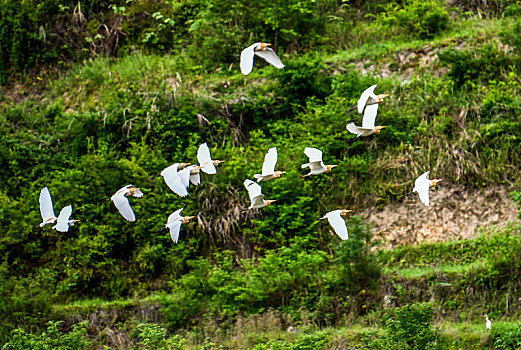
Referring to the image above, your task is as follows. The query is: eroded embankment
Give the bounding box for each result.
[362,185,519,247]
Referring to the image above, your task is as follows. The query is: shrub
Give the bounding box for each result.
[371,0,449,39]
[2,321,90,350]
[490,322,521,349]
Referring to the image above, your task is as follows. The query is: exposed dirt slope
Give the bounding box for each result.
[363,185,519,248]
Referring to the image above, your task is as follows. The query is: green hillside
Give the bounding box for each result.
[1,0,521,348]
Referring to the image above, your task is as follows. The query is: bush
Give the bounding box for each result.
[2,321,90,350]
[371,0,449,39]
[490,322,521,349]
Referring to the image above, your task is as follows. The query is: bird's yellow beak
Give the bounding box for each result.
[266,200,276,206]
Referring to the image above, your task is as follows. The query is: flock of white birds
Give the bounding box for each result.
[37,42,443,243]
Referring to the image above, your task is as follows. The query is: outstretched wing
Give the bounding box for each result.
[326,210,349,240]
[112,193,136,222]
[198,143,217,174]
[357,85,377,113]
[54,205,73,232]
[254,48,284,69]
[261,147,278,175]
[39,187,56,222]
[168,221,183,243]
[244,179,263,202]
[361,103,379,128]
[304,147,323,163]
[414,171,430,189]
[167,208,184,225]
[240,43,257,75]
[162,164,189,197]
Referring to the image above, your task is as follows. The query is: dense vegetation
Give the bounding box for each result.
[1,0,521,348]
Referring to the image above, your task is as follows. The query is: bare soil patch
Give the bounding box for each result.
[362,185,519,248]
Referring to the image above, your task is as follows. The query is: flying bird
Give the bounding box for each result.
[244,179,276,209]
[346,85,388,137]
[197,143,224,175]
[253,147,285,182]
[52,205,79,232]
[240,42,284,75]
[111,185,143,222]
[301,147,337,177]
[159,163,191,197]
[320,209,353,240]
[412,171,442,206]
[165,208,195,243]
[186,165,201,186]
[39,187,57,227]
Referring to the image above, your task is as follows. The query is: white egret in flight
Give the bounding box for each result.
[254,147,285,182]
[301,147,337,177]
[111,185,143,222]
[412,171,442,206]
[346,85,388,137]
[320,209,353,240]
[39,187,57,227]
[244,179,276,209]
[52,205,79,232]
[165,208,195,243]
[159,163,191,197]
[240,42,284,75]
[38,187,79,231]
[197,143,224,174]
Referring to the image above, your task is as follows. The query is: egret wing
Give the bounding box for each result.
[416,184,430,206]
[362,103,379,128]
[414,171,430,189]
[250,194,266,208]
[244,179,263,202]
[326,210,349,240]
[254,48,284,69]
[167,208,184,225]
[198,143,217,174]
[39,187,56,222]
[240,43,257,75]
[261,147,278,175]
[178,168,191,188]
[168,220,183,243]
[304,147,323,163]
[357,85,377,113]
[189,169,201,186]
[54,205,73,232]
[112,193,136,222]
[308,161,325,172]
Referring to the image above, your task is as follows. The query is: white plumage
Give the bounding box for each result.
[301,147,336,176]
[111,185,143,222]
[347,85,387,137]
[253,147,285,182]
[240,43,284,75]
[52,205,75,232]
[321,210,351,240]
[39,187,57,227]
[160,163,189,197]
[244,179,275,209]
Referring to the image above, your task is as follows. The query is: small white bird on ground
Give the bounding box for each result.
[39,187,57,227]
[197,143,224,175]
[244,179,276,209]
[485,315,492,330]
[52,205,79,232]
[253,147,286,182]
[301,147,337,177]
[412,171,443,206]
[165,208,195,243]
[240,42,284,75]
[160,163,191,197]
[320,209,354,240]
[346,85,388,137]
[111,185,143,222]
